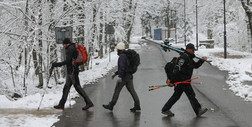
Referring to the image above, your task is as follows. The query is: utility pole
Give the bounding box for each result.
[196,0,199,50]
[224,0,227,58]
[175,10,177,44]
[184,0,186,47]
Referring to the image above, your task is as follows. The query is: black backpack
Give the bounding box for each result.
[125,49,140,74]
[164,57,179,82]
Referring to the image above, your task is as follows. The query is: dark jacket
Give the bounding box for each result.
[55,43,78,74]
[115,50,130,78]
[173,52,204,82]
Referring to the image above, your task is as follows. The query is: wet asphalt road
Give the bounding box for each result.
[53,40,252,127]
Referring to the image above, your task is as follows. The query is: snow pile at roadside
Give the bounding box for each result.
[195,47,252,101]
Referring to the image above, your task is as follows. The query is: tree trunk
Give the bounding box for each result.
[241,0,252,51]
[23,0,29,94]
[34,0,43,88]
[241,0,252,49]
[47,0,58,84]
[16,48,23,70]
[87,3,97,69]
[123,0,136,47]
[91,4,97,55]
[32,49,39,75]
[99,10,104,59]
[105,33,108,54]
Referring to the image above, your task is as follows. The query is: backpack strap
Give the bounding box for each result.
[173,57,179,68]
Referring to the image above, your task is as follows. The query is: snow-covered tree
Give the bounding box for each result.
[0,0,251,97]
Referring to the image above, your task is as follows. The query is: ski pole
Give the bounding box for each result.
[150,77,201,88]
[37,67,54,111]
[149,77,200,88]
[148,82,202,91]
[149,84,169,91]
[173,77,200,85]
[168,77,201,86]
[148,77,201,91]
[149,84,169,88]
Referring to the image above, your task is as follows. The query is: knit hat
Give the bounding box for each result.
[186,43,195,51]
[63,38,71,44]
[116,42,125,50]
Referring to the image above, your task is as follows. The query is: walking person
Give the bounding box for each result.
[103,42,141,112]
[162,43,208,117]
[52,38,94,110]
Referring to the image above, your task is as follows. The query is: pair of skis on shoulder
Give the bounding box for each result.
[145,39,212,65]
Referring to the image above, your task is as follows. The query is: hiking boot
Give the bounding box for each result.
[130,106,141,112]
[102,103,114,111]
[82,103,94,110]
[54,105,64,110]
[162,110,174,117]
[197,107,208,117]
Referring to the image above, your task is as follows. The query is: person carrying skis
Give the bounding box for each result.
[103,42,141,112]
[52,38,94,110]
[162,43,208,117]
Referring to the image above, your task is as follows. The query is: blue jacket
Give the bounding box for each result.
[115,50,130,78]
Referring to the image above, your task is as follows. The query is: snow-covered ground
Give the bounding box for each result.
[196,46,252,101]
[0,36,251,127]
[0,50,119,127]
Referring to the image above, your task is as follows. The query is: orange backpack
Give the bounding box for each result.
[73,44,88,65]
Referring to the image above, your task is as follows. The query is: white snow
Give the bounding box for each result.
[0,36,252,126]
[192,45,252,101]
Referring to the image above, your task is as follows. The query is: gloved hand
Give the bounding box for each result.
[52,62,60,67]
[166,79,173,87]
[202,57,207,61]
[112,73,117,80]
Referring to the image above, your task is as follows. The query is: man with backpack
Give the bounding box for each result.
[52,38,94,110]
[103,42,141,112]
[162,43,208,117]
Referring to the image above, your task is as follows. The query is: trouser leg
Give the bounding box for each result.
[110,78,125,105]
[125,76,140,107]
[59,75,72,106]
[162,85,183,112]
[72,72,93,105]
[184,84,201,114]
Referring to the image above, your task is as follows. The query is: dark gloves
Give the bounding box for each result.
[52,62,61,67]
[112,74,117,79]
[166,79,175,87]
[112,72,117,79]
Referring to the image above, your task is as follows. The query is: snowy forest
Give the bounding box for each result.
[0,0,251,98]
